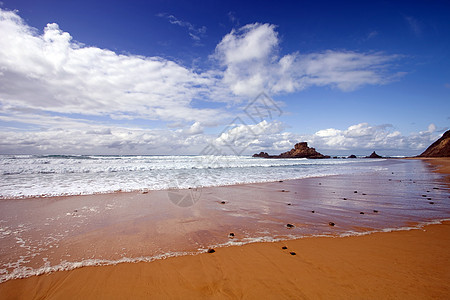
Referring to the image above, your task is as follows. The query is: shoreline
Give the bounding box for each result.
[0,158,449,298]
[1,221,449,299]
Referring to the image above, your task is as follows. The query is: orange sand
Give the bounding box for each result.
[0,222,449,299]
[1,158,449,299]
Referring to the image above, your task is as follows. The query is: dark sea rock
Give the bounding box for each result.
[418,130,450,157]
[366,151,382,158]
[253,142,330,159]
[348,154,357,158]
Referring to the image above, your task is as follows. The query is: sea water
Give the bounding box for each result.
[1,154,384,199]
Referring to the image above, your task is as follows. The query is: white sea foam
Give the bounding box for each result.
[3,218,447,284]
[0,155,383,198]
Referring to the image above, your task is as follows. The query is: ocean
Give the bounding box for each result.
[1,154,386,199]
[0,156,449,283]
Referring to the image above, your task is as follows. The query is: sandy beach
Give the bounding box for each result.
[0,158,449,299]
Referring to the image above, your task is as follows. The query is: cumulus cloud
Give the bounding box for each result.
[0,9,221,124]
[0,9,414,155]
[214,23,403,96]
[212,122,443,156]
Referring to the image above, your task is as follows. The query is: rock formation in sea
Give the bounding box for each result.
[418,129,450,157]
[348,154,357,159]
[366,151,382,158]
[252,142,330,159]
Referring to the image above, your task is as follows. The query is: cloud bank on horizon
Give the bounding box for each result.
[0,8,444,155]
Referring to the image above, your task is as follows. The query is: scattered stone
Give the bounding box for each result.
[281,189,287,192]
[429,202,434,204]
[427,198,432,200]
[362,193,367,195]
[421,195,427,197]
[343,198,347,200]
[319,183,322,185]
[373,210,379,213]
[389,179,392,181]
[207,248,215,253]
[289,252,296,255]
[220,201,226,204]
[311,210,315,213]
[282,246,288,250]
[360,212,364,215]
[141,190,149,194]
[279,180,284,182]
[287,203,292,206]
[354,191,358,193]
[329,222,335,226]
[229,233,235,238]
[348,154,357,158]
[427,190,430,193]
[286,223,295,229]
[74,210,78,212]
[433,187,439,190]
[392,172,394,174]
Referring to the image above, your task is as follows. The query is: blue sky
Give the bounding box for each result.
[0,0,449,155]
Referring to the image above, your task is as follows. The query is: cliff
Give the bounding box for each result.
[418,130,450,157]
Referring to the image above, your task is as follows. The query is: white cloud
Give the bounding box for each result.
[0,9,222,124]
[0,10,414,155]
[157,13,206,41]
[214,23,403,96]
[212,122,443,156]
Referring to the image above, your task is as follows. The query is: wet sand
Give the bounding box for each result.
[1,221,449,299]
[0,158,449,298]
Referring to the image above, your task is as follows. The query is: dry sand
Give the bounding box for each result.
[1,158,449,299]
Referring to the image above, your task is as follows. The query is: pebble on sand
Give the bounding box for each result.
[360,212,364,214]
[289,252,296,255]
[286,223,295,229]
[207,249,215,253]
[373,210,379,213]
[282,246,288,250]
[329,222,335,226]
[229,233,235,238]
[220,201,226,204]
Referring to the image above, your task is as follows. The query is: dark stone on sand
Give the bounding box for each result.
[422,195,427,197]
[220,201,226,204]
[229,233,235,238]
[373,210,379,213]
[343,198,347,200]
[389,179,392,181]
[360,212,364,214]
[429,202,434,204]
[354,191,358,193]
[282,246,288,249]
[348,154,357,158]
[253,142,330,159]
[289,252,296,255]
[329,222,335,226]
[286,223,295,229]
[427,190,430,192]
[74,210,78,212]
[207,249,215,253]
[279,180,283,182]
[287,203,291,206]
[311,210,315,213]
[362,193,367,195]
[141,190,149,194]
[427,198,432,200]
[418,129,450,157]
[433,187,439,190]
[281,189,286,192]
[366,151,382,158]
[319,183,321,185]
